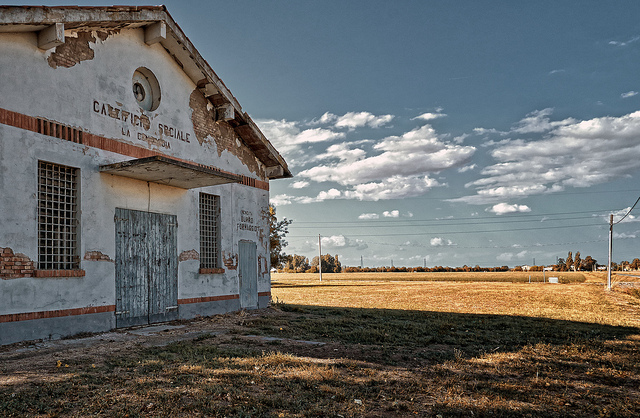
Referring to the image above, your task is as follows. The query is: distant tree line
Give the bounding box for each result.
[275,249,640,273]
[281,254,342,273]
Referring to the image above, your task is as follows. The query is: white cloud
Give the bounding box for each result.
[487,203,531,215]
[455,109,640,204]
[290,181,309,189]
[334,111,394,130]
[412,112,447,121]
[270,194,296,206]
[343,175,442,201]
[321,235,368,250]
[599,207,640,224]
[549,69,565,75]
[609,35,640,47]
[383,210,400,218]
[512,108,576,134]
[496,250,527,262]
[474,127,504,136]
[613,231,637,239]
[358,213,379,220]
[316,188,342,201]
[256,118,345,167]
[621,91,638,99]
[458,164,477,173]
[314,142,367,163]
[299,124,475,186]
[430,237,454,247]
[404,211,414,218]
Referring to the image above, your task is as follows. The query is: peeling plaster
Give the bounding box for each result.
[179,249,199,262]
[189,90,262,176]
[222,251,238,270]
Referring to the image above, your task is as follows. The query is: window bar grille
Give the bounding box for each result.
[38,161,79,270]
[199,193,220,269]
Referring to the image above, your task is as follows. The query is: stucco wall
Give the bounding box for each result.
[0,26,272,344]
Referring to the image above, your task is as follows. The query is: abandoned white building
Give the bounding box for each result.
[0,6,290,345]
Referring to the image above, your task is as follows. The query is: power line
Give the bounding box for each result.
[614,195,640,225]
[290,214,599,229]
[289,222,604,238]
[290,208,617,225]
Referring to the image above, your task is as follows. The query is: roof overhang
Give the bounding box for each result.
[100,156,241,189]
[0,5,291,180]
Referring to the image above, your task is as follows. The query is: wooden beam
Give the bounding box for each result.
[145,21,166,45]
[37,23,64,50]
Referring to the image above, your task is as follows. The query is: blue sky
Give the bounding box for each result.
[14,1,640,267]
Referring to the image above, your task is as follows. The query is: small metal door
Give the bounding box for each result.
[238,240,258,309]
[115,208,178,327]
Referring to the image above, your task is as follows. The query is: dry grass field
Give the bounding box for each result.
[1,272,639,417]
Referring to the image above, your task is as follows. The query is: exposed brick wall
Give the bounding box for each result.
[84,251,112,261]
[189,90,265,179]
[47,31,95,69]
[0,247,35,279]
[179,249,199,262]
[222,252,238,270]
[33,270,86,278]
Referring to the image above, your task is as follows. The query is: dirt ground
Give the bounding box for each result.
[0,308,332,388]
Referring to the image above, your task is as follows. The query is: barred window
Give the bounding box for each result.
[199,193,220,269]
[37,161,79,270]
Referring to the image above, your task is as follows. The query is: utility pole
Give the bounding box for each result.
[361,255,363,269]
[608,214,613,291]
[318,234,322,282]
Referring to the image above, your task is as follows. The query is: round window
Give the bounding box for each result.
[132,67,161,111]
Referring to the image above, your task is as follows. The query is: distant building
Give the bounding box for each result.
[0,6,290,345]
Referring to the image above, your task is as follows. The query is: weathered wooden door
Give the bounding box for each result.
[238,240,258,309]
[115,208,178,327]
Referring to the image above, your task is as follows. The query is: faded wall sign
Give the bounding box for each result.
[237,209,261,233]
[92,99,190,149]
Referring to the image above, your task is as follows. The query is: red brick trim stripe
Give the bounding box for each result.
[0,107,269,191]
[34,269,86,278]
[0,304,115,323]
[178,294,239,305]
[258,291,271,297]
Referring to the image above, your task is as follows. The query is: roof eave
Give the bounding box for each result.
[0,5,291,179]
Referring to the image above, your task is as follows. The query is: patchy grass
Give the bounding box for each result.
[1,278,639,417]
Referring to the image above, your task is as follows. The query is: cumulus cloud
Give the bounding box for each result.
[256,118,345,167]
[358,213,379,220]
[290,181,309,189]
[383,210,400,218]
[299,124,475,186]
[412,112,447,121]
[621,91,638,99]
[321,235,368,250]
[430,237,454,247]
[512,108,576,134]
[487,203,532,215]
[496,250,528,262]
[334,111,394,130]
[342,176,443,201]
[454,109,640,204]
[270,194,296,206]
[596,207,640,224]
